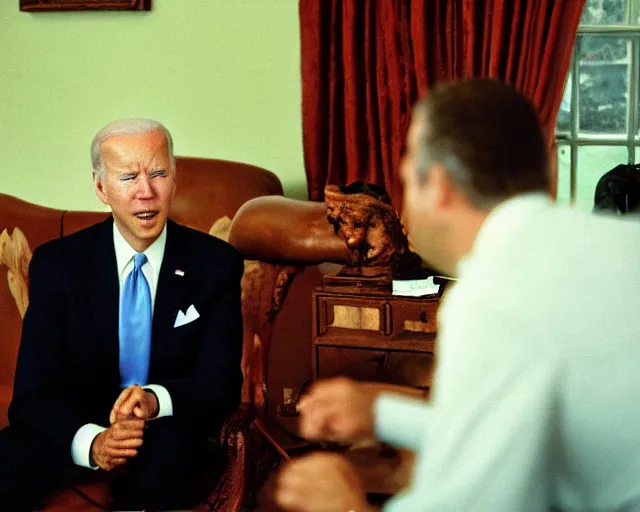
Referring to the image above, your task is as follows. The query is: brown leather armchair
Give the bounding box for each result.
[0,156,283,512]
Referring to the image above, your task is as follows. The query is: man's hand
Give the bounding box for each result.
[109,384,159,424]
[297,377,378,443]
[90,418,145,471]
[275,453,373,512]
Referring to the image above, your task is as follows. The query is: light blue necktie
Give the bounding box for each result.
[119,253,152,387]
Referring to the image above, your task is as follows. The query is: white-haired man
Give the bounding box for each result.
[275,79,640,511]
[0,119,244,511]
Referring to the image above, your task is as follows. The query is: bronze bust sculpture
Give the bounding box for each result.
[324,182,420,276]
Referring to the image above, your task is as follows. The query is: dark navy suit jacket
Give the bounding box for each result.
[9,218,244,464]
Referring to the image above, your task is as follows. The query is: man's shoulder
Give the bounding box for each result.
[32,218,111,262]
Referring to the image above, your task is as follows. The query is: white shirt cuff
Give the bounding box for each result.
[71,423,107,469]
[374,393,431,451]
[143,384,173,418]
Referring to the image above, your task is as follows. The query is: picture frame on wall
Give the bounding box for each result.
[20,0,150,11]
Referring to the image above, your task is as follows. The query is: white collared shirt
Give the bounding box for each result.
[113,220,166,311]
[375,193,640,511]
[70,222,173,469]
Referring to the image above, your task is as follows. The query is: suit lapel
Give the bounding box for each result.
[152,221,189,348]
[90,218,121,379]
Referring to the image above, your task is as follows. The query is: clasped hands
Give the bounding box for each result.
[275,377,379,512]
[91,384,159,471]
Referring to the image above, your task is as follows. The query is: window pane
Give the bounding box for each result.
[576,146,629,209]
[577,36,630,135]
[581,0,627,25]
[556,76,572,134]
[556,145,572,205]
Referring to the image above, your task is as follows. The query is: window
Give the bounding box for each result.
[556,0,640,210]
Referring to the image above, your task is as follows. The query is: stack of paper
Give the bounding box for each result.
[392,276,441,297]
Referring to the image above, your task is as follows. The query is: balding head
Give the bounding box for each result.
[91,118,174,181]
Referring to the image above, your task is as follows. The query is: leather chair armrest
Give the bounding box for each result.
[229,196,349,264]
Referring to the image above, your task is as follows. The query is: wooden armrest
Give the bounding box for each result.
[217,403,256,450]
[196,404,257,512]
[229,196,349,264]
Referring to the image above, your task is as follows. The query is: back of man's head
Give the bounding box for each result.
[414,78,549,209]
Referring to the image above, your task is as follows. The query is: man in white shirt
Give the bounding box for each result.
[0,119,244,511]
[274,78,640,511]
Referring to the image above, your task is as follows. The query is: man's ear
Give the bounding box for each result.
[93,171,109,206]
[425,163,457,213]
[171,166,177,196]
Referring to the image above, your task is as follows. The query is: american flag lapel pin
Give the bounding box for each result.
[175,269,185,277]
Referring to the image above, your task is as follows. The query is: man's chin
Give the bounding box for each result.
[416,251,447,275]
[126,219,166,249]
[138,227,163,242]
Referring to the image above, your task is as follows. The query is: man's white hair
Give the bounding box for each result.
[91,118,175,181]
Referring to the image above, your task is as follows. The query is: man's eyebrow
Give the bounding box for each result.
[116,169,137,176]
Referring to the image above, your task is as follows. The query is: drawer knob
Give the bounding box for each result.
[404,310,431,333]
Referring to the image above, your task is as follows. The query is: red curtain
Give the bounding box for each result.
[299,0,584,206]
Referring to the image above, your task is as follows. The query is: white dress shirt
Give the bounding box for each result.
[375,194,640,511]
[71,222,174,469]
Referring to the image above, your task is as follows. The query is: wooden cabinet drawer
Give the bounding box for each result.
[315,294,440,339]
[317,347,387,382]
[385,352,434,389]
[316,347,434,389]
[312,288,445,394]
[315,296,386,337]
[386,299,439,336]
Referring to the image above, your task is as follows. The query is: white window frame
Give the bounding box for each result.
[556,0,640,205]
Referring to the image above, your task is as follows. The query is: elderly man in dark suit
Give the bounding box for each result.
[0,119,244,511]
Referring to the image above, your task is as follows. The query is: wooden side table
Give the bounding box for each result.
[312,284,444,394]
[256,280,447,509]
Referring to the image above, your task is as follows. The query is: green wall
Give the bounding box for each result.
[0,0,306,211]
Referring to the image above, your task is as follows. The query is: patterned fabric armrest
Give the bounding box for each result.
[196,404,257,512]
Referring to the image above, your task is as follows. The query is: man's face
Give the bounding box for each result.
[94,129,176,252]
[400,113,447,271]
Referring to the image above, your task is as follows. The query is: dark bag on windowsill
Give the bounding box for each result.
[593,163,640,214]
